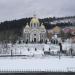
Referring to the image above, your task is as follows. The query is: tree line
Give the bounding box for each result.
[0,16,74,43]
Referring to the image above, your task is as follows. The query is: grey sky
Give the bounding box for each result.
[0,0,75,22]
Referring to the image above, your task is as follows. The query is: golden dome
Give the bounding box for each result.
[30,17,40,25]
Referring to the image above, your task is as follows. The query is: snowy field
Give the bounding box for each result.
[0,57,75,73]
[0,43,75,73]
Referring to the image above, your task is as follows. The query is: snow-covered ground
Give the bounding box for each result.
[0,43,60,56]
[0,43,75,73]
[0,42,74,56]
[0,57,75,72]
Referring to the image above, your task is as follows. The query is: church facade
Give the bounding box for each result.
[23,16,47,43]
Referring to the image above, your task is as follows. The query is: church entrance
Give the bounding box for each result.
[34,38,36,43]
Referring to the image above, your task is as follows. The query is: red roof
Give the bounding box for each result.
[63,28,71,33]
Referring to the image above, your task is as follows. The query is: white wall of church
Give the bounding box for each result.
[30,29,40,42]
[23,16,47,43]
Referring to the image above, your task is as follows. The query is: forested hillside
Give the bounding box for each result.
[0,16,74,43]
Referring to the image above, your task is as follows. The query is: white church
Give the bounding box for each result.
[23,15,47,43]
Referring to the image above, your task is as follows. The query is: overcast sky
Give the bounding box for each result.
[0,0,75,22]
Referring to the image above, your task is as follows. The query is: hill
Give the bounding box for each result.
[0,16,74,43]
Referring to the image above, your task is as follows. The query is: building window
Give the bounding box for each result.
[34,34,36,36]
[27,34,29,37]
[34,23,36,27]
[41,39,43,42]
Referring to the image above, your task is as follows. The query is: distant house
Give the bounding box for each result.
[47,26,62,41]
[48,26,62,35]
[52,26,62,35]
[71,37,75,43]
[70,28,75,43]
[62,27,75,41]
[63,27,75,35]
[70,28,75,36]
[62,27,71,33]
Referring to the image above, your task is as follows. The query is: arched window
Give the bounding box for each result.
[34,23,36,27]
[41,39,43,42]
[27,34,29,37]
[42,35,43,37]
[34,34,36,36]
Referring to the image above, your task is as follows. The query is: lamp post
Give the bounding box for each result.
[11,49,13,57]
[59,42,62,59]
[70,38,73,57]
